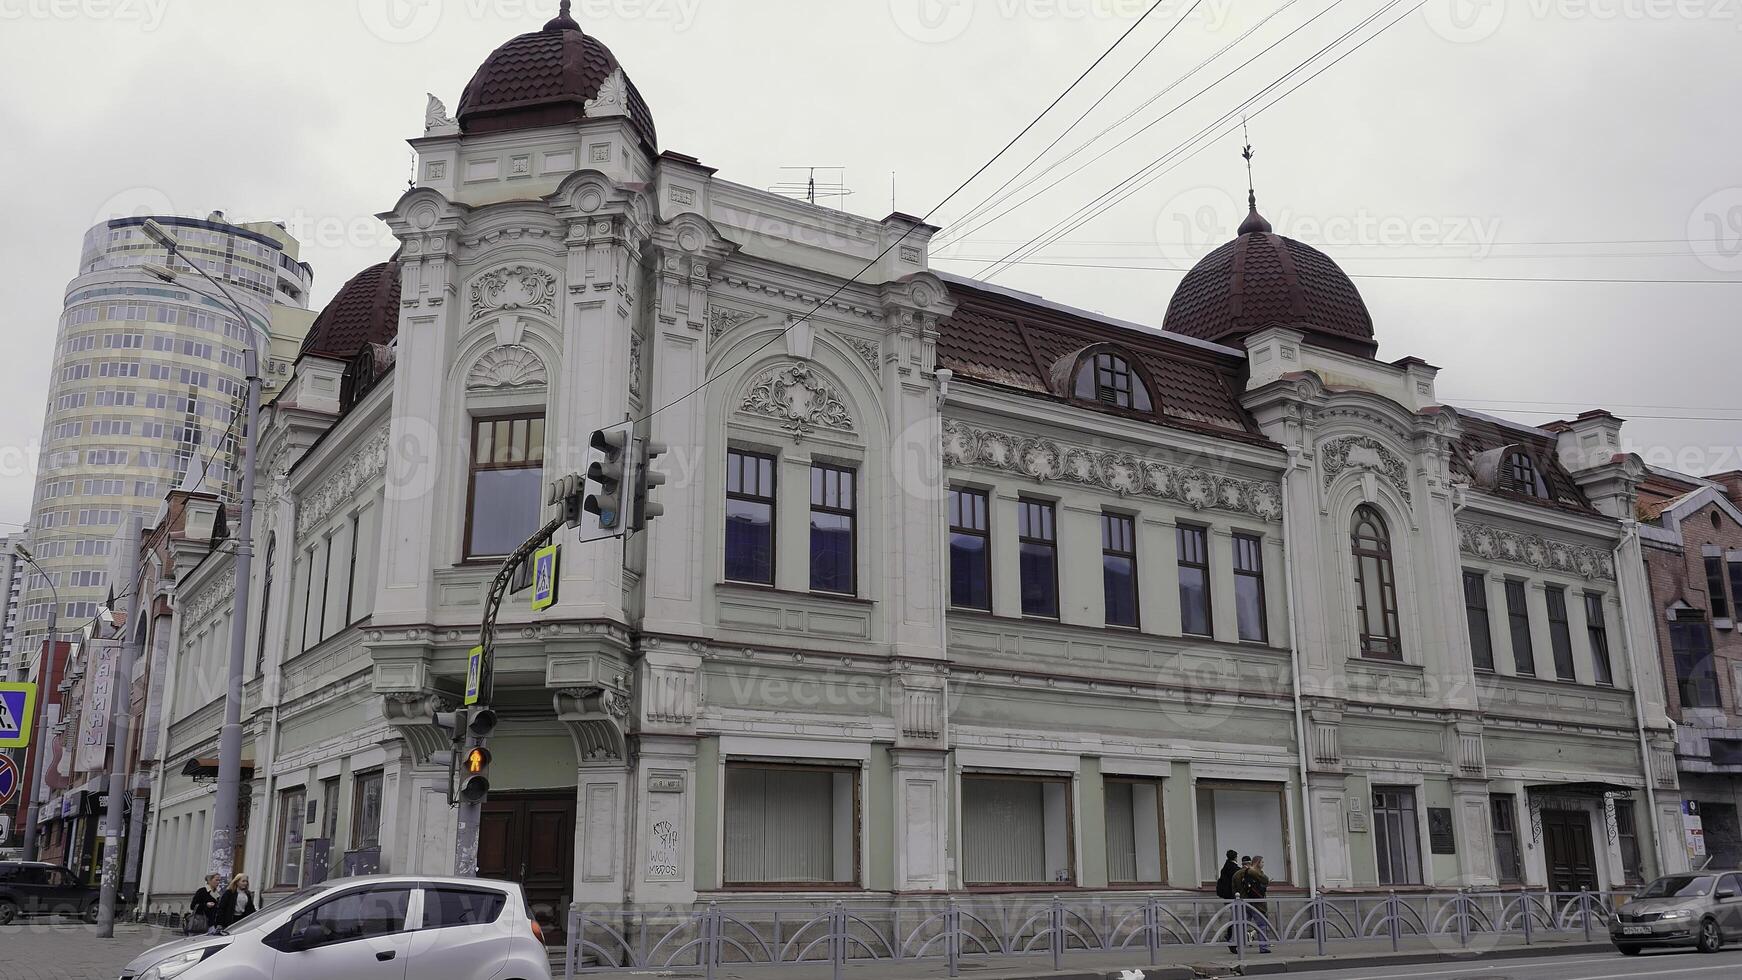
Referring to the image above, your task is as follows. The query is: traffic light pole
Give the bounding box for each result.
[453,731,483,877]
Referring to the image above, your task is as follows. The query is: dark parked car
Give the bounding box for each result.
[0,860,115,924]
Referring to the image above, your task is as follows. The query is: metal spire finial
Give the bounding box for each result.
[1241,116,1257,212]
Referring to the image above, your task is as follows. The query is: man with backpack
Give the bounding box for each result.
[1216,852,1243,952]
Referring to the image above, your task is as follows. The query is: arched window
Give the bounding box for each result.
[1073,353,1153,411]
[1351,505,1402,661]
[1500,451,1548,498]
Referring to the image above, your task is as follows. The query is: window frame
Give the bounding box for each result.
[724,448,778,586]
[1464,570,1495,672]
[960,772,1077,888]
[1490,794,1522,884]
[1584,592,1614,686]
[274,786,307,888]
[1504,579,1536,676]
[948,487,992,611]
[1017,498,1060,619]
[1545,585,1577,682]
[1671,616,1722,709]
[1501,451,1549,498]
[1232,532,1269,644]
[1351,506,1402,661]
[721,761,862,889]
[1103,776,1166,886]
[1100,511,1139,629]
[463,412,547,561]
[1705,556,1731,620]
[1372,785,1423,886]
[1615,800,1644,885]
[808,462,857,596]
[350,769,385,851]
[1072,352,1154,412]
[1176,523,1212,638]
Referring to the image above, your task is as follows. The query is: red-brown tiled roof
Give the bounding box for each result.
[456,17,656,147]
[1163,214,1377,359]
[299,261,401,361]
[938,276,1267,443]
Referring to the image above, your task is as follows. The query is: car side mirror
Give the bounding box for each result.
[1719,888,1739,901]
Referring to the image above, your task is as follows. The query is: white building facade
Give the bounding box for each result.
[137,6,1681,931]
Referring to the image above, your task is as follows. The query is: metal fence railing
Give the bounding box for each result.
[563,889,1622,980]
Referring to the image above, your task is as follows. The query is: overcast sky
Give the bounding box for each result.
[1,0,1738,530]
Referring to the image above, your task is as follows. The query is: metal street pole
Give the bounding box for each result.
[97,516,145,936]
[17,550,61,862]
[141,219,265,883]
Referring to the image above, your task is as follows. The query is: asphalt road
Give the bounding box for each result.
[1304,948,1742,980]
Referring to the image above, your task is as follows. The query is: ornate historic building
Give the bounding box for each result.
[129,4,1681,933]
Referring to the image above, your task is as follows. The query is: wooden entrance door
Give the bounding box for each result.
[479,792,575,946]
[1541,808,1599,893]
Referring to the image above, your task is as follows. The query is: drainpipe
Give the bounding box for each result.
[1613,523,1666,876]
[1280,448,1319,894]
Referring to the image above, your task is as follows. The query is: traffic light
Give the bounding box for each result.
[549,473,585,528]
[458,745,493,804]
[467,706,498,740]
[632,438,668,530]
[429,709,470,804]
[584,429,631,530]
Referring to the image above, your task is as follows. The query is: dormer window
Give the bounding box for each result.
[1500,451,1548,498]
[1072,353,1153,411]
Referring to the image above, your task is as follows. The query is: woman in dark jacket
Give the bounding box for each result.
[188,874,221,934]
[214,873,256,928]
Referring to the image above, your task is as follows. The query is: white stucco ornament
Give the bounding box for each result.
[469,265,558,322]
[1457,519,1616,581]
[1321,435,1412,506]
[739,362,856,440]
[466,345,548,390]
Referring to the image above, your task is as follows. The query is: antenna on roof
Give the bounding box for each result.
[767,166,854,208]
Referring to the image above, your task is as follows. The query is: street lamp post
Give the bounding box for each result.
[96,515,145,936]
[15,545,61,862]
[142,219,267,884]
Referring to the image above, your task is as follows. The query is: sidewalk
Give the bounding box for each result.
[557,933,1613,980]
[0,920,179,980]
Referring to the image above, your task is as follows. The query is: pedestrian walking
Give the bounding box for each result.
[215,873,256,928]
[187,873,221,935]
[1242,855,1274,953]
[1217,850,1243,952]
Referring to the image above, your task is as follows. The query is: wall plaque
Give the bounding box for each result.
[1429,807,1457,854]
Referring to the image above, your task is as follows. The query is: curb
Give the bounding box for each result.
[978,941,1614,980]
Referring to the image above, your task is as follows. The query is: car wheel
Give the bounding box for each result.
[1617,944,1643,956]
[0,900,18,926]
[1696,917,1723,954]
[82,903,100,925]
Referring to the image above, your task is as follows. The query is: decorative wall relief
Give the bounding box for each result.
[738,363,856,441]
[1321,435,1412,506]
[465,345,548,390]
[1457,520,1617,581]
[628,334,644,399]
[296,425,390,536]
[840,334,881,373]
[469,265,558,322]
[942,420,1283,521]
[709,306,763,343]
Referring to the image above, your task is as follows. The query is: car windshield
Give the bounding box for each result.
[217,885,328,935]
[1637,875,1714,898]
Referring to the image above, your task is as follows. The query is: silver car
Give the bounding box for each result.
[1610,870,1742,955]
[118,874,552,979]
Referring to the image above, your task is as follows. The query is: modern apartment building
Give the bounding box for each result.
[17,213,316,658]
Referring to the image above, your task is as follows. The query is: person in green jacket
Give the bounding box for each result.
[1235,856,1273,953]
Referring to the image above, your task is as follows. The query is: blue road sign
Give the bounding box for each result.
[464,647,483,707]
[0,754,17,808]
[531,544,558,612]
[0,683,37,749]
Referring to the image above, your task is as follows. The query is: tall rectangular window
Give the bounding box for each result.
[1177,525,1211,637]
[1018,499,1058,618]
[1464,571,1495,672]
[1545,585,1577,681]
[809,464,855,595]
[275,786,307,887]
[351,770,384,850]
[723,764,858,886]
[1373,787,1422,886]
[1490,795,1521,884]
[1233,533,1268,643]
[1584,592,1614,686]
[962,775,1073,885]
[1729,559,1742,616]
[1104,778,1165,884]
[1706,556,1731,619]
[1672,618,1721,708]
[725,450,776,585]
[1505,580,1535,676]
[1101,513,1138,628]
[466,414,545,558]
[948,488,991,610]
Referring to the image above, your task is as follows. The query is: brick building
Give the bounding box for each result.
[1637,466,1742,866]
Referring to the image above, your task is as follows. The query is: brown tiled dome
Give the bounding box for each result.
[1163,202,1376,358]
[455,2,657,148]
[299,261,401,360]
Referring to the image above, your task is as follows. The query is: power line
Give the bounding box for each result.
[977,0,1416,280]
[938,0,1349,250]
[935,255,1742,285]
[634,0,1177,427]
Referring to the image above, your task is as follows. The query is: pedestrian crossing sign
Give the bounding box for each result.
[0,682,36,749]
[530,544,558,612]
[464,647,483,707]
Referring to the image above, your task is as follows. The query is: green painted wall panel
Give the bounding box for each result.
[867,746,893,891]
[1166,761,1196,886]
[694,737,720,891]
[1080,758,1106,888]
